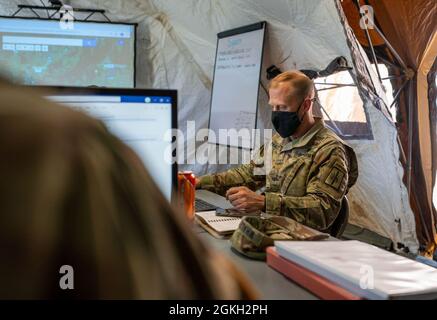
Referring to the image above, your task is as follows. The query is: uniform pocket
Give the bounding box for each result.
[280,158,306,195]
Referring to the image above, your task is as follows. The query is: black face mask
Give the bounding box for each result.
[271,104,302,138]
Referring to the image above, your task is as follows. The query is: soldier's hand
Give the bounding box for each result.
[226,186,265,212]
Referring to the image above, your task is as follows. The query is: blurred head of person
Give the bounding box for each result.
[0,77,255,299]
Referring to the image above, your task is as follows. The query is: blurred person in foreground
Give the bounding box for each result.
[0,77,256,299]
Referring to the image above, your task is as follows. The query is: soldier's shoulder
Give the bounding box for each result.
[315,126,359,184]
[314,126,347,151]
[271,133,282,143]
[314,127,358,164]
[271,133,283,148]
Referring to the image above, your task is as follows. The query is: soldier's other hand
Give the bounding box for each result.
[225,186,265,212]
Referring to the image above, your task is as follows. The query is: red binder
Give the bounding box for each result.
[266,246,363,300]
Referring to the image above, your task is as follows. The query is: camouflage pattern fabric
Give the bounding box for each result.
[198,120,358,233]
[230,215,330,260]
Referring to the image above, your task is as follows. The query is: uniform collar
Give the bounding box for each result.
[281,119,325,152]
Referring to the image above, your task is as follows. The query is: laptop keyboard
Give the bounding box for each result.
[195,198,219,212]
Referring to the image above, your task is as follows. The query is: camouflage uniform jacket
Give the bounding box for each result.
[197,120,358,232]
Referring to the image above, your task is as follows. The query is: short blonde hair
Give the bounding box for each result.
[269,70,314,104]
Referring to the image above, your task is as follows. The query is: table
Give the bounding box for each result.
[194,190,318,300]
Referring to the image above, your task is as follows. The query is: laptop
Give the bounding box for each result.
[195,189,233,212]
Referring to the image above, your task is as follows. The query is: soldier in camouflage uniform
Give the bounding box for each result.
[197,71,358,233]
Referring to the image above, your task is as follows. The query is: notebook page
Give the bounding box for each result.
[275,240,437,299]
[195,211,241,233]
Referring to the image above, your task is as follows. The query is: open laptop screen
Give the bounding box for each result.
[43,87,177,200]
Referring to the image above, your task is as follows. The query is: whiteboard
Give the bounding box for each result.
[208,22,266,149]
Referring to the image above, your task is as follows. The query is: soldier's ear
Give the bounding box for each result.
[302,98,312,113]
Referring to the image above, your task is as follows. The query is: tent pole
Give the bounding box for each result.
[318,103,345,137]
[406,78,433,252]
[381,75,405,81]
[317,85,353,92]
[355,0,382,83]
[374,53,403,71]
[314,82,356,87]
[397,135,407,166]
[389,79,409,110]
[407,81,414,197]
[372,23,409,71]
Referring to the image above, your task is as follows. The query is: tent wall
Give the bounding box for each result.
[430,59,437,223]
[0,0,420,252]
[341,0,437,255]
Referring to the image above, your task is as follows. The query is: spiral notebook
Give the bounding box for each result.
[195,210,241,238]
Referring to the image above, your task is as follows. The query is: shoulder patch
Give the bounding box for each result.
[325,166,345,190]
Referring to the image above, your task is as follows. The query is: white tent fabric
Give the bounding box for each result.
[0,0,419,252]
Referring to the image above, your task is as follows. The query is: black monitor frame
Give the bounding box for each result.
[0,15,137,88]
[35,85,178,200]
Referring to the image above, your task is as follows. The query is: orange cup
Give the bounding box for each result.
[177,171,196,220]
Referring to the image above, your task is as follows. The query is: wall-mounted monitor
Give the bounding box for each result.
[0,17,136,88]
